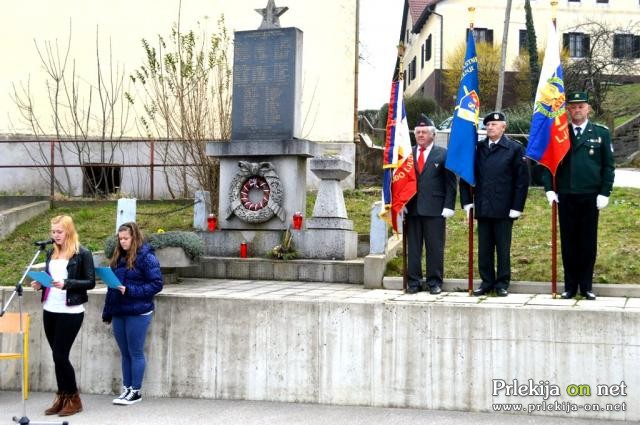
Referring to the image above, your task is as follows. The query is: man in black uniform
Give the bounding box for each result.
[460,112,529,297]
[542,91,615,300]
[405,114,457,294]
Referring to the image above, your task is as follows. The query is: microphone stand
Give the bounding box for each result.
[1,241,69,425]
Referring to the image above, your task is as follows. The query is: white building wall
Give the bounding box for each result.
[402,0,640,98]
[0,0,357,142]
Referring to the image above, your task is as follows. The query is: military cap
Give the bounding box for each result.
[415,113,435,128]
[567,91,589,103]
[482,111,507,125]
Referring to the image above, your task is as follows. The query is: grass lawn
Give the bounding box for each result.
[384,186,640,284]
[0,201,193,286]
[1,187,639,285]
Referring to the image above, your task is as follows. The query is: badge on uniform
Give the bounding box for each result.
[589,148,594,156]
[434,162,440,168]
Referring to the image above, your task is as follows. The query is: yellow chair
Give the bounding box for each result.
[0,312,30,399]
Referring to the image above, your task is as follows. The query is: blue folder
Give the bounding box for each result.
[27,271,53,287]
[95,267,123,289]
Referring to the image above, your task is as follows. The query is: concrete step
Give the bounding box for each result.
[179,256,365,284]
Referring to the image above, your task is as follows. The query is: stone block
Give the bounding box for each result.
[202,259,227,278]
[273,261,300,281]
[155,247,194,268]
[227,260,252,279]
[294,229,358,260]
[363,254,386,289]
[297,263,324,282]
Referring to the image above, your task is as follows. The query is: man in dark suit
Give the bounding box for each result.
[460,112,529,297]
[542,91,615,300]
[405,114,457,294]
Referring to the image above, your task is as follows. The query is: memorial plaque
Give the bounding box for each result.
[231,27,302,141]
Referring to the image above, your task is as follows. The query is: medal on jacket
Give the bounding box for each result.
[589,148,594,155]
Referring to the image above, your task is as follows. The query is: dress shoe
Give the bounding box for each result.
[472,287,488,296]
[406,286,420,294]
[430,286,442,295]
[560,292,575,299]
[581,291,596,300]
[496,288,508,297]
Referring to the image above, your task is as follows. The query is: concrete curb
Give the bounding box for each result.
[383,277,640,297]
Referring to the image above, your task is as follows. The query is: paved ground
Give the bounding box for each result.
[141,279,640,311]
[1,391,633,425]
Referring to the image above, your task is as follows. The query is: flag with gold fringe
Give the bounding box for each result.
[381,80,416,232]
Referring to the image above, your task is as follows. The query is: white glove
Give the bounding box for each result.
[463,203,474,217]
[441,208,454,219]
[545,191,558,206]
[596,195,609,210]
[402,206,408,215]
[509,209,522,219]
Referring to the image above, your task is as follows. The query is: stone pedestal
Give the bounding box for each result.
[296,157,358,260]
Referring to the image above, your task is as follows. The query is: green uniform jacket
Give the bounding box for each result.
[542,121,615,196]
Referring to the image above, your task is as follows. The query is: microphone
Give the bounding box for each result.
[34,238,54,247]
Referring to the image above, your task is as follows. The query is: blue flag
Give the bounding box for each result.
[445,29,480,186]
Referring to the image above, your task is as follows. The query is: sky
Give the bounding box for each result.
[358,0,405,111]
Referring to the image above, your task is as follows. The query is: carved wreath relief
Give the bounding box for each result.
[226,161,285,223]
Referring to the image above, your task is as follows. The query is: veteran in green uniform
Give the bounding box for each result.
[542,91,615,300]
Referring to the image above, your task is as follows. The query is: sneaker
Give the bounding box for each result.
[112,387,131,405]
[119,388,142,405]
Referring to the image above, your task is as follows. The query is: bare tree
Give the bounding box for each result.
[562,19,640,116]
[126,6,232,210]
[10,20,132,197]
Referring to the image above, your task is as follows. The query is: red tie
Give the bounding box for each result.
[417,147,425,173]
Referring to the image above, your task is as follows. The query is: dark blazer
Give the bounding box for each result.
[43,246,96,306]
[460,135,529,218]
[541,121,615,196]
[406,144,457,216]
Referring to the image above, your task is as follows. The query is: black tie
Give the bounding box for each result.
[575,127,582,137]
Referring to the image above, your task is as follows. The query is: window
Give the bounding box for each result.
[425,35,432,63]
[410,57,417,81]
[613,34,640,59]
[563,32,590,58]
[472,28,494,45]
[519,29,528,52]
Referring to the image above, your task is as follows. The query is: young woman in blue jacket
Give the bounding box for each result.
[102,222,163,405]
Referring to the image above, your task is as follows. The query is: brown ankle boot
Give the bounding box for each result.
[58,391,83,416]
[44,392,66,415]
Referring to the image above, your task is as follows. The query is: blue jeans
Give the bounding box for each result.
[112,314,153,389]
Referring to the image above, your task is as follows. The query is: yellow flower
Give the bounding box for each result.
[157,228,165,234]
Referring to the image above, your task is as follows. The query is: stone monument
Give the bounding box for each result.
[206,1,357,260]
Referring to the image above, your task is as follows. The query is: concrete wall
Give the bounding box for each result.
[0,201,50,241]
[0,287,637,421]
[0,139,356,196]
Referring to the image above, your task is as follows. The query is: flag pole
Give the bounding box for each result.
[550,0,559,299]
[467,6,476,296]
[396,42,409,292]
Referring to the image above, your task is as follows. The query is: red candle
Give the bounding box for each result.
[292,211,303,230]
[207,214,217,232]
[240,241,248,258]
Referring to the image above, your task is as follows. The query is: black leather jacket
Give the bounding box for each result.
[42,246,96,306]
